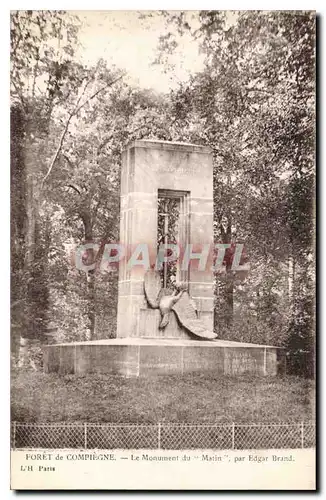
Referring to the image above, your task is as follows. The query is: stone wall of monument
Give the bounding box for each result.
[43,340,283,377]
[116,140,214,339]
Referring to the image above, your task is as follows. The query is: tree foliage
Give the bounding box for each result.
[153,10,315,373]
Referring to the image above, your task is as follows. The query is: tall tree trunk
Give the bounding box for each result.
[24,135,46,341]
[288,255,295,304]
[81,209,96,339]
[225,272,234,326]
[222,218,234,326]
[87,271,96,339]
[11,105,27,364]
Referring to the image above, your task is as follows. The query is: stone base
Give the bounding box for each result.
[43,338,285,377]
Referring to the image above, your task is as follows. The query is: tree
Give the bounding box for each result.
[46,69,173,339]
[152,10,315,363]
[10,11,125,356]
[11,11,79,364]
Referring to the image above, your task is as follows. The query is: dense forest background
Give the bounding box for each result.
[10,10,315,376]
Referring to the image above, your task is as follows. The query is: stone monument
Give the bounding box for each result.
[43,140,285,377]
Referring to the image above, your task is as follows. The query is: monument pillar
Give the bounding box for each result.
[116,140,214,338]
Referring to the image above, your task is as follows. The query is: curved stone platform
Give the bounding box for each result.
[43,338,285,377]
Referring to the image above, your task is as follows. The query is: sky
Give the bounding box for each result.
[74,11,205,93]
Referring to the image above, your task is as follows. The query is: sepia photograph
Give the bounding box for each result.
[10,9,316,490]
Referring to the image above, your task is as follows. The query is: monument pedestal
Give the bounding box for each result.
[43,338,285,377]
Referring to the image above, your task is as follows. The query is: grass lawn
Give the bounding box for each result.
[11,369,315,424]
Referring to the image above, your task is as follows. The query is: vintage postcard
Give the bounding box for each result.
[10,10,316,490]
